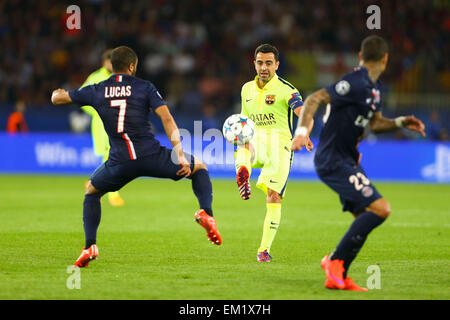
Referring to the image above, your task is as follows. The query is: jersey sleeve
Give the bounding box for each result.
[325,74,358,106]
[69,85,97,108]
[147,82,166,110]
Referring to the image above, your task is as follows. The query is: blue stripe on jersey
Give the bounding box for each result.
[288,108,294,137]
[278,77,295,90]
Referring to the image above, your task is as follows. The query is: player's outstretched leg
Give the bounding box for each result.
[190,160,222,245]
[74,181,105,267]
[235,147,252,200]
[323,198,390,291]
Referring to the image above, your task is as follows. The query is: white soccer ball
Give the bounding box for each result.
[222,114,255,146]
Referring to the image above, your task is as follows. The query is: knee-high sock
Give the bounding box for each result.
[83,193,102,248]
[330,211,385,277]
[258,203,281,253]
[235,147,252,174]
[191,169,213,216]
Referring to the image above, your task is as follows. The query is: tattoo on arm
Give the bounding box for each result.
[369,111,397,133]
[298,88,331,129]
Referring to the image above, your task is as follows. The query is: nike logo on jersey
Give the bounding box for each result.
[246,99,252,102]
[270,179,278,183]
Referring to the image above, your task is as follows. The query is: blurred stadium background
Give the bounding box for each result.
[0,0,449,181]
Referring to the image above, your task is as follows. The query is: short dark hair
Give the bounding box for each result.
[361,35,388,62]
[254,44,279,61]
[101,49,113,63]
[111,46,138,73]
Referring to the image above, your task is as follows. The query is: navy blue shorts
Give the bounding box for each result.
[90,146,195,192]
[316,164,382,214]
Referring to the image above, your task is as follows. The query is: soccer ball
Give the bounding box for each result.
[222,114,255,146]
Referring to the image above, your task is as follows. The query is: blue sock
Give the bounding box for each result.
[83,193,102,248]
[190,169,213,216]
[330,211,385,277]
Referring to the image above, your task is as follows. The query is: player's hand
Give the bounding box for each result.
[403,115,426,137]
[291,135,309,151]
[305,136,314,152]
[176,154,192,178]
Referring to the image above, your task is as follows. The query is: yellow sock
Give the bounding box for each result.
[258,203,281,253]
[108,191,120,199]
[235,147,252,175]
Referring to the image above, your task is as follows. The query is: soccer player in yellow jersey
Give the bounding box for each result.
[81,49,125,206]
[236,44,313,262]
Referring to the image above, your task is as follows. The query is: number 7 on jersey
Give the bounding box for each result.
[110,99,127,133]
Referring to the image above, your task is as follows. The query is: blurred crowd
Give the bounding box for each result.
[0,0,449,139]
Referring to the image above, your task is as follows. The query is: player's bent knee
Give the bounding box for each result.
[85,180,103,196]
[192,158,207,173]
[267,189,282,203]
[367,198,391,219]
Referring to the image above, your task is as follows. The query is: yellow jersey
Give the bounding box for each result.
[240,74,304,140]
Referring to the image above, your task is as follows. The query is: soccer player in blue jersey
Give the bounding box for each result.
[51,46,222,267]
[291,35,426,291]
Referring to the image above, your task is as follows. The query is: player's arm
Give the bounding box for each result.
[51,89,73,105]
[155,105,191,177]
[291,88,331,151]
[369,111,426,136]
[294,106,314,151]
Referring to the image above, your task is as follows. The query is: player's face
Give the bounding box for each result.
[254,52,279,83]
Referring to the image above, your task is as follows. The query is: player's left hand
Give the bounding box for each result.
[403,115,426,137]
[176,154,192,177]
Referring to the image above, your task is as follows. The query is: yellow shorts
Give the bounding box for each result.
[250,134,293,198]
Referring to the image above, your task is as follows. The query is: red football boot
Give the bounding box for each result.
[74,244,99,268]
[321,255,345,289]
[236,166,251,200]
[195,210,222,245]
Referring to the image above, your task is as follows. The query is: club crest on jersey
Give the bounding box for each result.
[265,95,276,105]
[362,186,374,198]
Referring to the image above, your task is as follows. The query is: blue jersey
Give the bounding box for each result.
[314,67,382,171]
[69,74,166,165]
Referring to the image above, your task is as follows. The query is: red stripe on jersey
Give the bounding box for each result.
[121,133,136,160]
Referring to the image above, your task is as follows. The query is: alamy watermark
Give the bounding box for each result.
[366,5,381,30]
[366,265,381,289]
[66,5,81,30]
[66,265,81,290]
[169,121,284,174]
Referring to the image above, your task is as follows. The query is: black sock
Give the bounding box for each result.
[190,169,213,217]
[330,211,385,278]
[83,193,102,248]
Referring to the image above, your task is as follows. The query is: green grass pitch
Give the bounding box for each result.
[0,174,449,300]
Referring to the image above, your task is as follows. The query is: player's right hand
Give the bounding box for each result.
[305,136,314,152]
[176,154,191,177]
[403,115,426,137]
[291,135,313,152]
